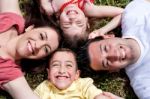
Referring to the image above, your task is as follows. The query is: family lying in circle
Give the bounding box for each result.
[0,0,149,98]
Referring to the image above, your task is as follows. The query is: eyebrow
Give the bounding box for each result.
[100,45,106,68]
[51,60,60,64]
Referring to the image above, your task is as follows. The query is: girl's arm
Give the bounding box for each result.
[84,3,123,39]
[3,76,39,99]
[88,14,122,39]
[84,3,123,18]
[0,0,22,16]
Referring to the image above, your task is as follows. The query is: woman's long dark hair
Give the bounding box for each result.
[19,0,62,73]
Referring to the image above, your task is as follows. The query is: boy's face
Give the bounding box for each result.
[48,51,80,90]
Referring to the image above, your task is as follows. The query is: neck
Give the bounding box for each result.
[5,35,22,60]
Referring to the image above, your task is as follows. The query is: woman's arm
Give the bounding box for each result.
[3,76,39,99]
[0,0,22,16]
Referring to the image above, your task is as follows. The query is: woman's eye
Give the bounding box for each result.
[44,46,50,54]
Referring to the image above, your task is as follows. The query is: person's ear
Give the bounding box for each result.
[25,25,34,32]
[75,70,80,80]
[103,34,115,39]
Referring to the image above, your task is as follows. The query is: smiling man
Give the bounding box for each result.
[82,0,150,98]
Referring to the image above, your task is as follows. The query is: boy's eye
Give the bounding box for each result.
[51,63,60,67]
[66,64,73,68]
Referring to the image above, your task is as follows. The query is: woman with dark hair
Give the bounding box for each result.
[0,0,60,99]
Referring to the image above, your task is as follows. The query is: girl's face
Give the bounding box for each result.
[59,4,88,38]
[16,27,59,59]
[48,51,80,90]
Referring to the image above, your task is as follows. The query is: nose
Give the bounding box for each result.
[58,66,66,74]
[69,15,76,21]
[106,50,118,62]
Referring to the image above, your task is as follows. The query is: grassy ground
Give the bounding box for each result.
[0,0,138,99]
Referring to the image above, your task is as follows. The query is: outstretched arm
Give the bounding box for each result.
[88,14,122,39]
[3,76,39,99]
[0,0,22,16]
[84,2,123,39]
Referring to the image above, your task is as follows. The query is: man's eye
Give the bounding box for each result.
[103,60,109,68]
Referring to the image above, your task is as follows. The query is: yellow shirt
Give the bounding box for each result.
[34,78,102,99]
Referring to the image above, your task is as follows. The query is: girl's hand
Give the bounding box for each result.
[88,28,106,39]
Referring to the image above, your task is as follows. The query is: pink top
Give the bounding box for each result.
[0,12,25,89]
[0,12,25,34]
[60,0,94,13]
[0,58,23,89]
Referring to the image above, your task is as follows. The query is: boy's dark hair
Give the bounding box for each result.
[48,48,78,70]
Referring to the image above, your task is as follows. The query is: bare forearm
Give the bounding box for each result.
[0,0,22,16]
[99,14,122,34]
[3,77,40,99]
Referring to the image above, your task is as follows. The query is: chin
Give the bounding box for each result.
[56,84,70,90]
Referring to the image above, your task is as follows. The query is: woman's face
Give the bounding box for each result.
[16,27,59,59]
[59,4,87,38]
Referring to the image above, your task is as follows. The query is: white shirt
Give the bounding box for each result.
[122,0,150,98]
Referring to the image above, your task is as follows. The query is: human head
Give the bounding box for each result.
[86,35,140,71]
[16,26,60,60]
[59,4,88,48]
[47,48,80,90]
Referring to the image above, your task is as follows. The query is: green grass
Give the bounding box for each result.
[0,0,138,99]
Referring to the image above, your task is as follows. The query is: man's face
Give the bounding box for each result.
[87,37,138,71]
